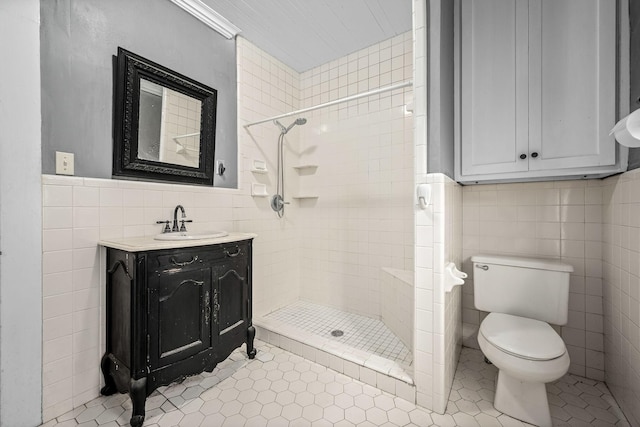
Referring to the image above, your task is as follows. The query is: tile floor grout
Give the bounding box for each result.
[41,342,630,427]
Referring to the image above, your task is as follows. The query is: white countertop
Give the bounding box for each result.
[99,232,257,252]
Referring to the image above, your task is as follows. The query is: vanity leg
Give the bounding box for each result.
[129,378,147,427]
[246,325,257,359]
[99,353,117,396]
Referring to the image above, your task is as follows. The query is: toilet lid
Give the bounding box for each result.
[480,313,566,361]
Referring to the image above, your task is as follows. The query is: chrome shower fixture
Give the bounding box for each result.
[274,118,307,135]
[271,117,307,217]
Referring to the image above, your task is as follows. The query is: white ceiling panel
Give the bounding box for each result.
[201,0,412,72]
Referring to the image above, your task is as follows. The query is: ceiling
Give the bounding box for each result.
[202,0,413,73]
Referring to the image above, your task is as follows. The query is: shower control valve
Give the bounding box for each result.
[270,194,289,212]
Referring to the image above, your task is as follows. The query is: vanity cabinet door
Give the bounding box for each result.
[214,257,249,351]
[148,266,213,369]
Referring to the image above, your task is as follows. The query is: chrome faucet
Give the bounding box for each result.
[172,205,186,232]
[157,205,192,233]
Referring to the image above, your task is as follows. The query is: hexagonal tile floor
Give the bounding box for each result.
[41,344,630,426]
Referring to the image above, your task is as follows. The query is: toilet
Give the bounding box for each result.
[471,254,573,427]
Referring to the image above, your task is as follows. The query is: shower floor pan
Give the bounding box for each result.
[254,301,415,401]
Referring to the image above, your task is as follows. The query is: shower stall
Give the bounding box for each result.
[243,30,417,394]
[238,2,449,410]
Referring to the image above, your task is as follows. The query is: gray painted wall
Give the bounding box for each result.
[628,0,640,171]
[427,0,455,179]
[40,0,238,187]
[0,0,43,425]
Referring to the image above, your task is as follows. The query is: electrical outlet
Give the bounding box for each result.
[56,151,75,175]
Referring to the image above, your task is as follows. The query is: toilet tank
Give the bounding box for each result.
[471,254,573,325]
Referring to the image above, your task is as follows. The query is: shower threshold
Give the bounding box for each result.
[254,301,415,402]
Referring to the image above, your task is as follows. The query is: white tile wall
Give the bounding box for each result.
[601,169,640,427]
[413,174,462,414]
[381,268,414,350]
[442,176,463,413]
[236,37,303,316]
[461,180,605,380]
[295,32,414,319]
[412,0,439,413]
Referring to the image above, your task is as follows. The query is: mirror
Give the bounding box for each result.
[113,47,217,185]
[138,79,202,168]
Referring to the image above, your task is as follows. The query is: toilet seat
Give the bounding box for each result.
[480,312,565,361]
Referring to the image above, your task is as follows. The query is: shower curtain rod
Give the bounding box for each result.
[243,80,413,128]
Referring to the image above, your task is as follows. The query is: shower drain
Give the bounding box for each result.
[330,330,344,337]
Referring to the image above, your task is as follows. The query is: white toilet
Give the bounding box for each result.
[471,254,573,427]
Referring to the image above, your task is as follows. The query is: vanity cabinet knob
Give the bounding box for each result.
[531,152,539,158]
[213,290,220,324]
[519,154,527,160]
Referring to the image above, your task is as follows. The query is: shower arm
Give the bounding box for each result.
[273,120,287,134]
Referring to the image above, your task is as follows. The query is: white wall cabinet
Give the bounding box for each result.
[455,0,626,184]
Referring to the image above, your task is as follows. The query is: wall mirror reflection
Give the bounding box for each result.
[113,47,217,185]
[138,79,202,168]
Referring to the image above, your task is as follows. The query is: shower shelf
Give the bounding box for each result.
[293,164,318,171]
[251,183,269,197]
[251,159,268,174]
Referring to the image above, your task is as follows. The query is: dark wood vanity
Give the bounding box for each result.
[99,234,256,427]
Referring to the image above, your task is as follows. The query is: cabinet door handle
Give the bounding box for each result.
[531,152,539,158]
[519,154,527,160]
[213,289,220,324]
[204,290,211,326]
[224,248,241,258]
[170,255,198,267]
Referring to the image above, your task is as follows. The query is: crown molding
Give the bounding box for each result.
[170,0,241,39]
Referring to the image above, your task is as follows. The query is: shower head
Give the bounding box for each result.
[285,117,306,133]
[274,117,307,134]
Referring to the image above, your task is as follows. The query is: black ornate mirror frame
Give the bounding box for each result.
[113,47,217,186]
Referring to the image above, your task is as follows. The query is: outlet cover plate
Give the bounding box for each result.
[56,151,75,175]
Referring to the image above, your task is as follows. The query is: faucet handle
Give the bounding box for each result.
[156,220,171,233]
[179,219,193,232]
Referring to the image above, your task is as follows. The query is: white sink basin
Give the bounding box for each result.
[154,231,229,241]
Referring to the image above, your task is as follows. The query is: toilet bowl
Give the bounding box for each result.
[471,254,574,427]
[478,313,570,426]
